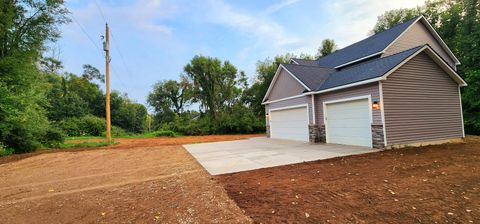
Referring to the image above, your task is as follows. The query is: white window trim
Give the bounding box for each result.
[379,82,387,146]
[322,95,373,148]
[311,95,316,124]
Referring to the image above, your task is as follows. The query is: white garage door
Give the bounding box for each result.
[325,98,372,147]
[270,106,309,142]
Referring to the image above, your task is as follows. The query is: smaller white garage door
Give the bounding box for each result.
[325,98,372,147]
[270,106,309,142]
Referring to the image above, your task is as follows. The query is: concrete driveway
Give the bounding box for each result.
[184,137,379,175]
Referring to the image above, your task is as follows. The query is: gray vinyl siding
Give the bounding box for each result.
[267,69,306,101]
[384,21,456,69]
[266,95,313,124]
[314,83,381,125]
[382,52,463,145]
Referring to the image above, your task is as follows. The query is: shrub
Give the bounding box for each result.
[41,127,65,148]
[58,115,106,136]
[101,125,128,137]
[0,143,14,157]
[152,130,177,137]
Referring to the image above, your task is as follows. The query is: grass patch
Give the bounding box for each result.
[58,141,112,149]
[120,130,183,138]
[65,136,104,141]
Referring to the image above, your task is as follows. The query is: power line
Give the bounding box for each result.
[91,1,136,85]
[110,30,136,79]
[71,13,130,91]
[90,0,134,92]
[71,14,103,54]
[93,0,108,23]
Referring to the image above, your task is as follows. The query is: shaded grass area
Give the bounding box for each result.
[58,141,112,149]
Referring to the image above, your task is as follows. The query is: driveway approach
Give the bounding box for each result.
[184,137,379,175]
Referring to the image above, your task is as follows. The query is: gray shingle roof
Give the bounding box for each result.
[281,64,334,90]
[317,45,423,90]
[283,45,424,91]
[291,16,419,68]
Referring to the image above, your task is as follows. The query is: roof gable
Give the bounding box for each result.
[384,16,460,66]
[283,45,466,96]
[290,16,460,69]
[262,65,310,103]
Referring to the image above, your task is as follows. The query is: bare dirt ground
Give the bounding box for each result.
[218,136,480,223]
[0,134,261,224]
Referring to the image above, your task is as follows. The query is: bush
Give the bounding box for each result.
[58,115,106,136]
[41,127,65,148]
[0,143,14,157]
[101,125,128,137]
[465,117,480,135]
[152,130,177,137]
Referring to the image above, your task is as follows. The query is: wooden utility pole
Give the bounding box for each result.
[104,23,112,143]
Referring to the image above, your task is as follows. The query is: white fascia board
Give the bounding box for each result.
[419,16,461,65]
[290,59,299,64]
[381,45,466,86]
[306,77,385,95]
[281,65,312,91]
[262,65,284,103]
[334,51,384,69]
[382,16,423,56]
[262,94,307,105]
[262,64,311,103]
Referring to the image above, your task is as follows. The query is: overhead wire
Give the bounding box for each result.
[90,0,131,92]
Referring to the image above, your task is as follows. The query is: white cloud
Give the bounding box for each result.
[206,0,300,49]
[324,0,424,47]
[264,0,301,15]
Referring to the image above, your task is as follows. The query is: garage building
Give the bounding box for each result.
[262,16,466,149]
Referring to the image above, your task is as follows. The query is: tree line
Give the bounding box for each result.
[0,1,148,154]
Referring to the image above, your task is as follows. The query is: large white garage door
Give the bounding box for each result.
[270,106,309,142]
[325,98,372,147]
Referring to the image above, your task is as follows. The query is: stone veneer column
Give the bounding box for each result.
[266,125,271,138]
[308,124,320,143]
[371,125,385,149]
[318,125,326,143]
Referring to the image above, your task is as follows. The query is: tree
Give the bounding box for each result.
[148,78,192,115]
[316,39,337,58]
[183,56,242,119]
[243,53,312,117]
[370,8,421,34]
[81,64,105,83]
[0,0,69,152]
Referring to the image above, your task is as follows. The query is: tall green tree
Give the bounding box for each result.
[0,0,69,152]
[316,39,337,58]
[183,56,242,119]
[243,53,312,117]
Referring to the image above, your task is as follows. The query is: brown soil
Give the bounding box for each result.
[0,135,260,224]
[0,134,263,165]
[218,136,480,223]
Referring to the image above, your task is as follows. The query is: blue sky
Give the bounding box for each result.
[56,0,423,105]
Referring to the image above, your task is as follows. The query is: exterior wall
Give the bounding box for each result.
[384,21,456,69]
[266,95,313,123]
[267,69,306,101]
[314,83,381,125]
[382,52,463,146]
